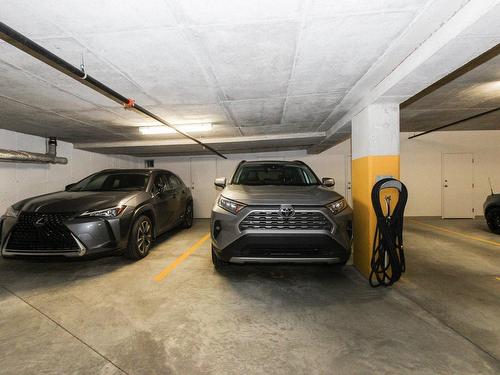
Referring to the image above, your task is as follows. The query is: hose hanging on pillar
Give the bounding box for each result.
[369,178,408,287]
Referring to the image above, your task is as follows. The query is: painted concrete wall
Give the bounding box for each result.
[151,130,500,218]
[151,141,351,218]
[400,130,500,217]
[0,129,140,214]
[2,128,498,218]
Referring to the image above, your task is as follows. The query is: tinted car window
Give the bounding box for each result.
[167,174,182,187]
[153,174,168,194]
[70,172,149,191]
[232,164,319,186]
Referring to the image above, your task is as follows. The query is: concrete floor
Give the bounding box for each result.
[0,218,498,374]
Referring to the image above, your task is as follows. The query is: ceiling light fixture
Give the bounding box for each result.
[139,123,213,135]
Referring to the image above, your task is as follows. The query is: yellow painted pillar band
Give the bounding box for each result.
[352,155,400,278]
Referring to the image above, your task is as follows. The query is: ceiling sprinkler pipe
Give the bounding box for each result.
[0,22,227,159]
[0,137,68,164]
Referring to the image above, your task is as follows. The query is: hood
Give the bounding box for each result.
[221,184,343,206]
[17,191,140,214]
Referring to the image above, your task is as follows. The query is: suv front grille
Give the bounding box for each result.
[6,212,79,252]
[239,210,332,231]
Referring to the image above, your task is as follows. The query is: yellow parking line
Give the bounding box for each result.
[408,219,500,248]
[154,233,210,282]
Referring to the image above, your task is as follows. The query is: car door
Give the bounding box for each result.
[167,173,187,223]
[151,174,175,233]
[160,173,182,230]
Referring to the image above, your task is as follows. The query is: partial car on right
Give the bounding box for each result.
[484,192,500,234]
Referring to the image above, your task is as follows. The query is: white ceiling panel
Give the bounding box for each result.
[34,0,177,35]
[1,0,496,156]
[2,2,65,39]
[146,104,230,125]
[289,11,417,95]
[0,63,97,111]
[283,93,344,124]
[80,28,219,104]
[172,0,303,25]
[0,37,158,107]
[192,22,299,100]
[309,0,423,18]
[224,98,285,126]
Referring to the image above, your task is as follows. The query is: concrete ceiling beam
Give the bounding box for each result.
[309,0,500,154]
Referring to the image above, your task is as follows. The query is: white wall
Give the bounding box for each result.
[151,130,500,218]
[401,130,500,217]
[3,127,497,218]
[150,141,351,218]
[0,129,140,213]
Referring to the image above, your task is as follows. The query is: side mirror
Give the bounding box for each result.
[65,183,76,191]
[214,177,227,188]
[322,177,335,187]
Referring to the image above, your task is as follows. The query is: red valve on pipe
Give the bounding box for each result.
[123,98,135,109]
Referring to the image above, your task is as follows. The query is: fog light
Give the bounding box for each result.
[213,220,222,239]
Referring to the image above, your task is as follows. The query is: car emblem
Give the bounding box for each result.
[34,216,47,227]
[279,205,295,219]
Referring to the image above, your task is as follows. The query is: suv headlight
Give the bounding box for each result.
[326,199,347,215]
[80,205,126,218]
[218,196,246,214]
[4,206,19,218]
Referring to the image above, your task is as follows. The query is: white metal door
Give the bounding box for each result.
[442,153,474,219]
[190,158,217,219]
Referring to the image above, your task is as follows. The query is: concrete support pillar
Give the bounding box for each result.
[351,103,400,277]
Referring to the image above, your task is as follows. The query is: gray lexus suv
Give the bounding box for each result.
[210,160,352,268]
[1,169,193,260]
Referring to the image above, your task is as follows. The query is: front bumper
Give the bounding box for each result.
[0,214,128,258]
[211,204,352,264]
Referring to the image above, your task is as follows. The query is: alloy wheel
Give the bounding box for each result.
[136,220,152,254]
[185,204,193,226]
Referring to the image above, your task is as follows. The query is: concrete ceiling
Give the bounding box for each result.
[0,0,499,156]
[401,47,500,133]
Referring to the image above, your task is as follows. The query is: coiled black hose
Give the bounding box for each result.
[369,178,408,287]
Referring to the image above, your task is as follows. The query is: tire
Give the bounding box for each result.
[485,207,500,234]
[330,261,347,271]
[182,201,194,229]
[212,246,228,269]
[125,215,153,260]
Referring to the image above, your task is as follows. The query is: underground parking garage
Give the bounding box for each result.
[0,1,499,374]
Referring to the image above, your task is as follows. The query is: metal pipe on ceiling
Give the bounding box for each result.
[0,22,227,159]
[408,107,500,139]
[0,137,68,164]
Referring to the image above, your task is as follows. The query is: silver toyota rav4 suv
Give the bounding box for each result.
[210,160,352,268]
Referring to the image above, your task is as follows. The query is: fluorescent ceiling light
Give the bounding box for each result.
[140,123,213,135]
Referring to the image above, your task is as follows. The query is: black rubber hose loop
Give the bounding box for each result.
[369,178,408,287]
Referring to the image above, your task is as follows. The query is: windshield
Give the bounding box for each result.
[69,172,150,192]
[232,163,319,186]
